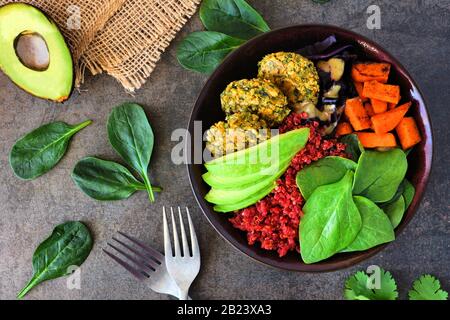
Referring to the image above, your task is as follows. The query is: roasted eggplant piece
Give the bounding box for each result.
[317,57,345,81]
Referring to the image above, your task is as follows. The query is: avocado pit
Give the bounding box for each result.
[14,31,50,71]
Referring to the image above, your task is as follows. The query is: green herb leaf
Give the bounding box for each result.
[408,275,448,300]
[177,31,245,73]
[296,156,357,200]
[300,171,361,264]
[200,0,270,40]
[353,149,408,202]
[17,221,93,299]
[383,195,405,228]
[72,157,161,201]
[107,103,156,202]
[339,134,364,162]
[344,269,398,300]
[10,120,91,180]
[342,196,395,252]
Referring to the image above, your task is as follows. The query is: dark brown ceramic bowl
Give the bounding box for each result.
[187,25,433,272]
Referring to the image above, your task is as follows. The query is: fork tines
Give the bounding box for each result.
[103,231,164,280]
[163,206,199,258]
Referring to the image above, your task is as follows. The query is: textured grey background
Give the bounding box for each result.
[0,0,448,300]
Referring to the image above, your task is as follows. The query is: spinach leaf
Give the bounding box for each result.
[72,157,161,201]
[379,179,407,208]
[17,221,93,299]
[383,196,405,228]
[296,156,357,200]
[107,103,156,202]
[300,171,361,264]
[200,0,270,40]
[10,120,91,180]
[402,179,415,209]
[353,149,407,203]
[339,134,364,162]
[342,196,395,252]
[177,31,245,73]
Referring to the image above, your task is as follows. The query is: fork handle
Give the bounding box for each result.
[178,288,189,300]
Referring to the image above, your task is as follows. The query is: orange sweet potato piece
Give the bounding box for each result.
[351,62,391,83]
[353,81,367,100]
[396,117,421,150]
[336,122,353,136]
[371,98,388,113]
[362,80,401,104]
[356,132,397,148]
[364,102,375,116]
[344,98,371,131]
[371,102,412,134]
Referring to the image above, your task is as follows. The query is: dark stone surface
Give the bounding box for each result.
[0,0,448,300]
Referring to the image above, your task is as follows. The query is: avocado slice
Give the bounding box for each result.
[203,156,291,189]
[213,182,276,213]
[205,128,310,177]
[205,160,290,205]
[0,3,73,102]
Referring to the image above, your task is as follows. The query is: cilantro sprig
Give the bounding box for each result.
[344,269,398,300]
[408,275,449,300]
[344,268,448,300]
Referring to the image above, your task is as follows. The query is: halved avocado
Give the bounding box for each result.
[0,3,73,102]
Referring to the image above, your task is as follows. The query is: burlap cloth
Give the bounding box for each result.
[1,0,201,92]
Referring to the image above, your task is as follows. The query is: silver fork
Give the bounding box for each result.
[163,207,201,300]
[103,231,181,299]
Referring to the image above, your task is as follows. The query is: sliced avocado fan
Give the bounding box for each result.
[203,128,310,212]
[0,3,73,102]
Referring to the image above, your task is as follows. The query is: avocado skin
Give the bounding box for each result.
[0,3,74,102]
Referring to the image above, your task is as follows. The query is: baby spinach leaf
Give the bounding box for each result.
[353,149,407,203]
[17,221,93,299]
[72,157,161,201]
[10,120,92,180]
[383,196,405,228]
[200,0,270,40]
[339,134,364,162]
[344,269,398,300]
[300,171,361,264]
[296,156,357,200]
[177,31,245,73]
[402,179,415,209]
[342,196,395,252]
[107,103,156,202]
[378,179,407,208]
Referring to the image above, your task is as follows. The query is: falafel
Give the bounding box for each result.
[257,52,320,110]
[205,112,271,158]
[220,78,290,127]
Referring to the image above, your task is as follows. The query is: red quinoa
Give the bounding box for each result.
[229,112,347,257]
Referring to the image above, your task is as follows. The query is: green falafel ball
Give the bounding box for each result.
[220,78,290,127]
[258,52,320,108]
[205,112,271,158]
